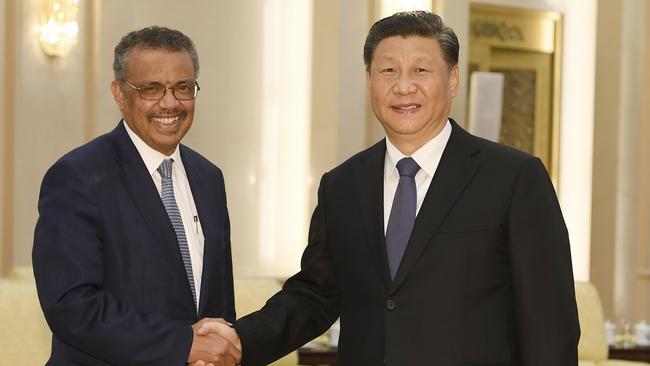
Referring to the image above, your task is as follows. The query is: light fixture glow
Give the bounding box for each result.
[39,0,80,57]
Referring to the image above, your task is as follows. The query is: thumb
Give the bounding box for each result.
[197,321,231,336]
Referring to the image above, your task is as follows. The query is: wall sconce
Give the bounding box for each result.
[39,0,80,57]
[380,0,433,18]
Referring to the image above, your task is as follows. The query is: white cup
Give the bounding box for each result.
[605,321,616,346]
[634,321,650,346]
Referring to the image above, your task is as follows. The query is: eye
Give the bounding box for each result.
[380,68,395,73]
[141,84,164,95]
[174,84,194,93]
[415,67,428,73]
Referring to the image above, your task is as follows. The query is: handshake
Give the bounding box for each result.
[188,318,242,366]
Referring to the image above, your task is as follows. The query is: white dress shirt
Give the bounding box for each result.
[383,120,452,233]
[124,121,205,311]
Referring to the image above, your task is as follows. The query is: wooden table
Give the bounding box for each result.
[298,346,337,365]
[609,345,650,362]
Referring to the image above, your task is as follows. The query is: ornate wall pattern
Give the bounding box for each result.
[494,68,536,155]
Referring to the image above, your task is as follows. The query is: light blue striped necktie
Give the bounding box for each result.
[158,158,197,310]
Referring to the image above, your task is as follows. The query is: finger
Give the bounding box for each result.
[204,332,241,364]
[227,340,242,362]
[196,317,230,327]
[225,347,241,366]
[210,340,239,366]
[216,332,242,362]
[214,318,232,326]
[197,321,236,341]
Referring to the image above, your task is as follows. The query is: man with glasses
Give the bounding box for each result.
[33,26,240,365]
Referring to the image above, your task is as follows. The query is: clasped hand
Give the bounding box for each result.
[188,318,242,366]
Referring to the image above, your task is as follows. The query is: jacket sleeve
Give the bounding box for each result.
[234,173,340,366]
[507,157,580,365]
[32,158,193,366]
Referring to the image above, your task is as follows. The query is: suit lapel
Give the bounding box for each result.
[181,147,221,316]
[389,121,482,293]
[110,123,189,281]
[352,140,392,289]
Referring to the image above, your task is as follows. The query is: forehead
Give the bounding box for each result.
[373,35,442,62]
[125,47,194,80]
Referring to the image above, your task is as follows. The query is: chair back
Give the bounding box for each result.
[0,267,51,365]
[234,277,298,366]
[575,281,609,362]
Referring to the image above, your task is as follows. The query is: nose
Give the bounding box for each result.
[393,73,417,95]
[158,87,180,109]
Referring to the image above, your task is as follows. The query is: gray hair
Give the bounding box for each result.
[113,26,199,80]
[363,11,459,70]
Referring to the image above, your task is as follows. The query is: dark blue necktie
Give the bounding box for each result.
[158,159,197,310]
[386,157,420,280]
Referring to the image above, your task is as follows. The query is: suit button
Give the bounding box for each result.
[386,299,396,310]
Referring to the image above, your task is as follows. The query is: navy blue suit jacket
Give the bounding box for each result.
[33,122,235,365]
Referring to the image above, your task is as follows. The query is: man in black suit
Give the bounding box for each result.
[33,26,240,365]
[204,11,579,365]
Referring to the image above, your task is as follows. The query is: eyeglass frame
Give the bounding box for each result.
[119,79,201,101]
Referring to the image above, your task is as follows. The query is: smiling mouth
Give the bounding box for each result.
[391,103,421,113]
[151,116,180,125]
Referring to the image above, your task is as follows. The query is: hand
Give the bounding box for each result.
[189,361,219,366]
[188,318,241,366]
[197,319,241,353]
[189,361,214,366]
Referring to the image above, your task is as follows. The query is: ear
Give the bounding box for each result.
[449,65,459,97]
[366,68,372,91]
[110,80,125,110]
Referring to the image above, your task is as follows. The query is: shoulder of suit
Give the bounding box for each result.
[55,130,114,170]
[40,130,116,192]
[460,127,535,165]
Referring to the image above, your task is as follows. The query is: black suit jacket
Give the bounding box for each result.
[234,120,579,365]
[33,122,235,365]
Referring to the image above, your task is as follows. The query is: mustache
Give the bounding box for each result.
[147,109,187,120]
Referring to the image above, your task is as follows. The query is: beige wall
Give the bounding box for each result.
[0,0,7,275]
[639,0,650,325]
[12,0,89,269]
[310,0,343,211]
[591,0,649,323]
[335,0,371,161]
[591,0,622,322]
[435,0,469,127]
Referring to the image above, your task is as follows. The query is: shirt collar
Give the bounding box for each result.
[384,119,452,181]
[123,120,183,176]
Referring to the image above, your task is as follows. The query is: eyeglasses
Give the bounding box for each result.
[120,80,200,100]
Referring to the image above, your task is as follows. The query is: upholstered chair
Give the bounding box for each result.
[575,281,649,366]
[234,277,298,365]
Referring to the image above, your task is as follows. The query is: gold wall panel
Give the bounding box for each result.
[2,0,16,277]
[470,4,559,53]
[469,4,561,186]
